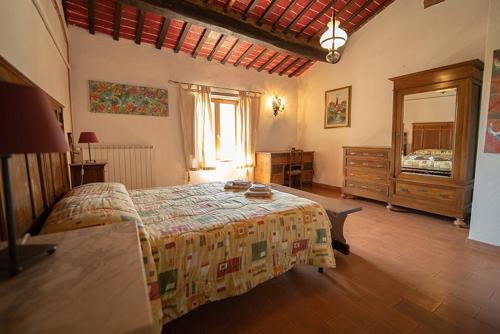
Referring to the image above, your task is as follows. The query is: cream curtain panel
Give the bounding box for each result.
[178,84,216,171]
[235,92,260,168]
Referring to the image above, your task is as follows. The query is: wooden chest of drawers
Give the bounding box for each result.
[255,151,314,185]
[342,146,391,203]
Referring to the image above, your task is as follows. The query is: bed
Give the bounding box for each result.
[40,181,336,331]
[401,149,453,176]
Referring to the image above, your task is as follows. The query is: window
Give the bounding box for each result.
[212,98,237,161]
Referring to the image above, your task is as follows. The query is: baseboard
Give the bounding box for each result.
[466,238,500,254]
[312,182,341,192]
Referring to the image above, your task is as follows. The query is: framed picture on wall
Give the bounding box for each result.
[484,49,500,153]
[324,86,351,128]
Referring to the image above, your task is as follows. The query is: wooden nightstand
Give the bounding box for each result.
[70,162,107,187]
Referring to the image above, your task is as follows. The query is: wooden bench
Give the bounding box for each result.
[270,184,362,256]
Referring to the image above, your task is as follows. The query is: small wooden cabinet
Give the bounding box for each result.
[254,151,314,185]
[342,146,391,203]
[70,162,106,187]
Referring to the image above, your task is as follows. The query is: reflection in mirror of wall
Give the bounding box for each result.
[401,88,457,177]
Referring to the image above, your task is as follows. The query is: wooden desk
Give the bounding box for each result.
[271,184,362,255]
[70,161,106,187]
[0,222,153,334]
[255,151,314,185]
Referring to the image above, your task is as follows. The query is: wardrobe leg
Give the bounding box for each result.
[454,218,468,228]
[386,203,393,210]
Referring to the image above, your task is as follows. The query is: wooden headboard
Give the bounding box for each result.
[0,56,70,240]
[411,122,454,152]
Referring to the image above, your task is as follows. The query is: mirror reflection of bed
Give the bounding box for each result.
[401,88,457,177]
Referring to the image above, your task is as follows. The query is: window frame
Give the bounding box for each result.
[212,98,238,162]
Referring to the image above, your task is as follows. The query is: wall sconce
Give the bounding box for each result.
[271,96,285,117]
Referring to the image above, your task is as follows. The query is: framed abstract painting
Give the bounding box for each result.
[89,80,169,117]
[485,49,500,153]
[325,85,351,128]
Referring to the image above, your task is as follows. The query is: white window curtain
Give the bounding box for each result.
[235,92,260,168]
[178,84,216,172]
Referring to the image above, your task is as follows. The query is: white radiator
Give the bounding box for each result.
[85,144,154,189]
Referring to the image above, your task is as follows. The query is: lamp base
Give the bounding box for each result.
[0,244,57,279]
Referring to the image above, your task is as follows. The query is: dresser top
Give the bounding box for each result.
[0,222,152,334]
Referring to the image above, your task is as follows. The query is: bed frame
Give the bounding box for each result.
[0,56,70,241]
[411,121,454,152]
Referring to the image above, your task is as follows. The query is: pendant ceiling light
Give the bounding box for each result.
[319,1,348,64]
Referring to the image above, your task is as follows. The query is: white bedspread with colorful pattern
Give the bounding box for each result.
[42,182,336,332]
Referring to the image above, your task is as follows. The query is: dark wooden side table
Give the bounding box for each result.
[70,162,107,187]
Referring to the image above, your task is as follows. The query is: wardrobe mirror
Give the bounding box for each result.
[401,88,457,177]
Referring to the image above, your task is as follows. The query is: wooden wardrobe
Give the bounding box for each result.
[389,60,483,226]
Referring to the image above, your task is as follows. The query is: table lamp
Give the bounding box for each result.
[0,82,69,276]
[78,131,99,162]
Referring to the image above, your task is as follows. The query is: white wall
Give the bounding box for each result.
[297,0,489,187]
[69,26,299,186]
[469,0,500,247]
[0,0,71,131]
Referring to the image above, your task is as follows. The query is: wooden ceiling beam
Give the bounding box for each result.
[234,43,255,66]
[192,28,209,58]
[272,0,299,32]
[258,51,279,72]
[269,54,291,74]
[257,0,279,26]
[156,17,170,49]
[224,0,237,12]
[424,0,445,8]
[349,0,393,34]
[221,39,241,64]
[242,0,259,20]
[174,22,192,53]
[113,2,122,40]
[208,34,227,61]
[340,0,374,30]
[246,48,267,69]
[295,0,333,37]
[135,10,146,44]
[288,59,312,77]
[116,0,327,62]
[87,0,95,34]
[279,57,302,76]
[283,0,316,35]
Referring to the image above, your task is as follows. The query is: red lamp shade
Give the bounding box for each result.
[0,82,69,154]
[78,132,99,144]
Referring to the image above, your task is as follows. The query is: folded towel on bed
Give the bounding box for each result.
[245,184,273,198]
[224,179,252,190]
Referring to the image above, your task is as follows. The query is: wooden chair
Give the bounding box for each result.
[285,148,304,189]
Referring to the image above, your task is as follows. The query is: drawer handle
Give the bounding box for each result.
[418,189,428,193]
[362,162,369,166]
[362,152,369,156]
[375,188,383,192]
[360,185,369,189]
[375,154,384,157]
[438,193,450,199]
[376,165,384,168]
[400,188,409,193]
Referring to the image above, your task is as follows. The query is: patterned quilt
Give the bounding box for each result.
[42,182,336,333]
[129,182,336,329]
[401,149,453,174]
